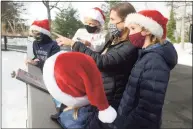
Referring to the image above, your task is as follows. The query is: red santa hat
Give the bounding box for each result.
[43,51,117,123]
[29,19,51,37]
[82,7,106,26]
[125,10,168,39]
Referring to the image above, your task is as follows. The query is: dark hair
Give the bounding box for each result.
[111,3,136,21]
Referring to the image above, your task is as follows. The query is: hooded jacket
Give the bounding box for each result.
[84,41,178,129]
[115,41,178,129]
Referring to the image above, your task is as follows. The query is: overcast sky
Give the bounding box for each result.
[15,0,171,25]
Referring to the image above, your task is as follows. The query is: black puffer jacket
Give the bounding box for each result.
[72,40,138,109]
[115,41,178,129]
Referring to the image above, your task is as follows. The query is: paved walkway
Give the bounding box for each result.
[2,51,27,128]
[162,64,192,128]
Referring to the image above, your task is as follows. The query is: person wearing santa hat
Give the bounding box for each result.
[26,19,60,71]
[72,6,109,53]
[43,51,117,128]
[50,7,109,115]
[114,10,178,129]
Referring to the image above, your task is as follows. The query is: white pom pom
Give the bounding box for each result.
[98,106,117,123]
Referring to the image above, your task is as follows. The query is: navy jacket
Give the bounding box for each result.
[115,41,178,129]
[32,35,60,71]
[85,41,178,129]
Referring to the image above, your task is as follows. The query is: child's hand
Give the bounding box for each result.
[33,58,40,62]
[11,71,16,78]
[25,59,39,66]
[80,40,91,47]
[25,59,30,66]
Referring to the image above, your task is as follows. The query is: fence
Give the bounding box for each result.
[1,35,29,52]
[1,35,71,53]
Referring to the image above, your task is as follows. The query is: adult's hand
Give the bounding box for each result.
[56,35,75,47]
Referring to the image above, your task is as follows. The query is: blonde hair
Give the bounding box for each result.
[141,27,164,45]
[113,27,129,44]
[63,107,80,120]
[150,35,164,45]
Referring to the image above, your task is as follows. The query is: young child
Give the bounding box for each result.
[26,19,61,112]
[72,7,109,53]
[26,19,60,71]
[43,51,117,128]
[115,10,178,129]
[52,6,110,116]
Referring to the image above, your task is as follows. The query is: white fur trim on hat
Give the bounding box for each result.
[125,13,163,39]
[43,51,89,107]
[98,106,117,123]
[30,25,51,37]
[81,8,105,26]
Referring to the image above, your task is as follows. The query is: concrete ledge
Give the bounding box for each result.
[27,64,61,128]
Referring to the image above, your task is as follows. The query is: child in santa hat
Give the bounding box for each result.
[43,51,117,128]
[72,6,110,53]
[26,19,60,71]
[115,10,177,129]
[51,6,110,115]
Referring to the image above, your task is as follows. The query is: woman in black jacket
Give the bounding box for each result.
[56,3,138,111]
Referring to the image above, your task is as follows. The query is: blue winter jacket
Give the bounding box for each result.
[85,41,178,129]
[32,34,60,71]
[115,41,178,129]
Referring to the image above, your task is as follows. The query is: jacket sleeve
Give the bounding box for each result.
[32,42,37,60]
[36,59,44,70]
[121,60,170,128]
[72,41,136,71]
[49,42,60,57]
[31,42,43,69]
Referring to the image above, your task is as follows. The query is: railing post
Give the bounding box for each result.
[4,36,7,51]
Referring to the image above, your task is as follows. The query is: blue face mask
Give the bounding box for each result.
[108,22,122,37]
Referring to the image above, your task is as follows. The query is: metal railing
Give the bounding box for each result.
[1,35,28,52]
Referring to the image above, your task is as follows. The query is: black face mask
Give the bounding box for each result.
[34,33,49,43]
[33,33,43,41]
[85,25,98,33]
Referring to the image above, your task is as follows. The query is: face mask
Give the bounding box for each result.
[108,23,122,37]
[33,33,44,42]
[129,32,146,48]
[85,25,98,33]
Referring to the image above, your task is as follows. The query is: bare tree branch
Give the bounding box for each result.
[42,0,49,8]
[42,0,60,30]
[7,20,15,33]
[50,0,60,10]
[54,6,67,12]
